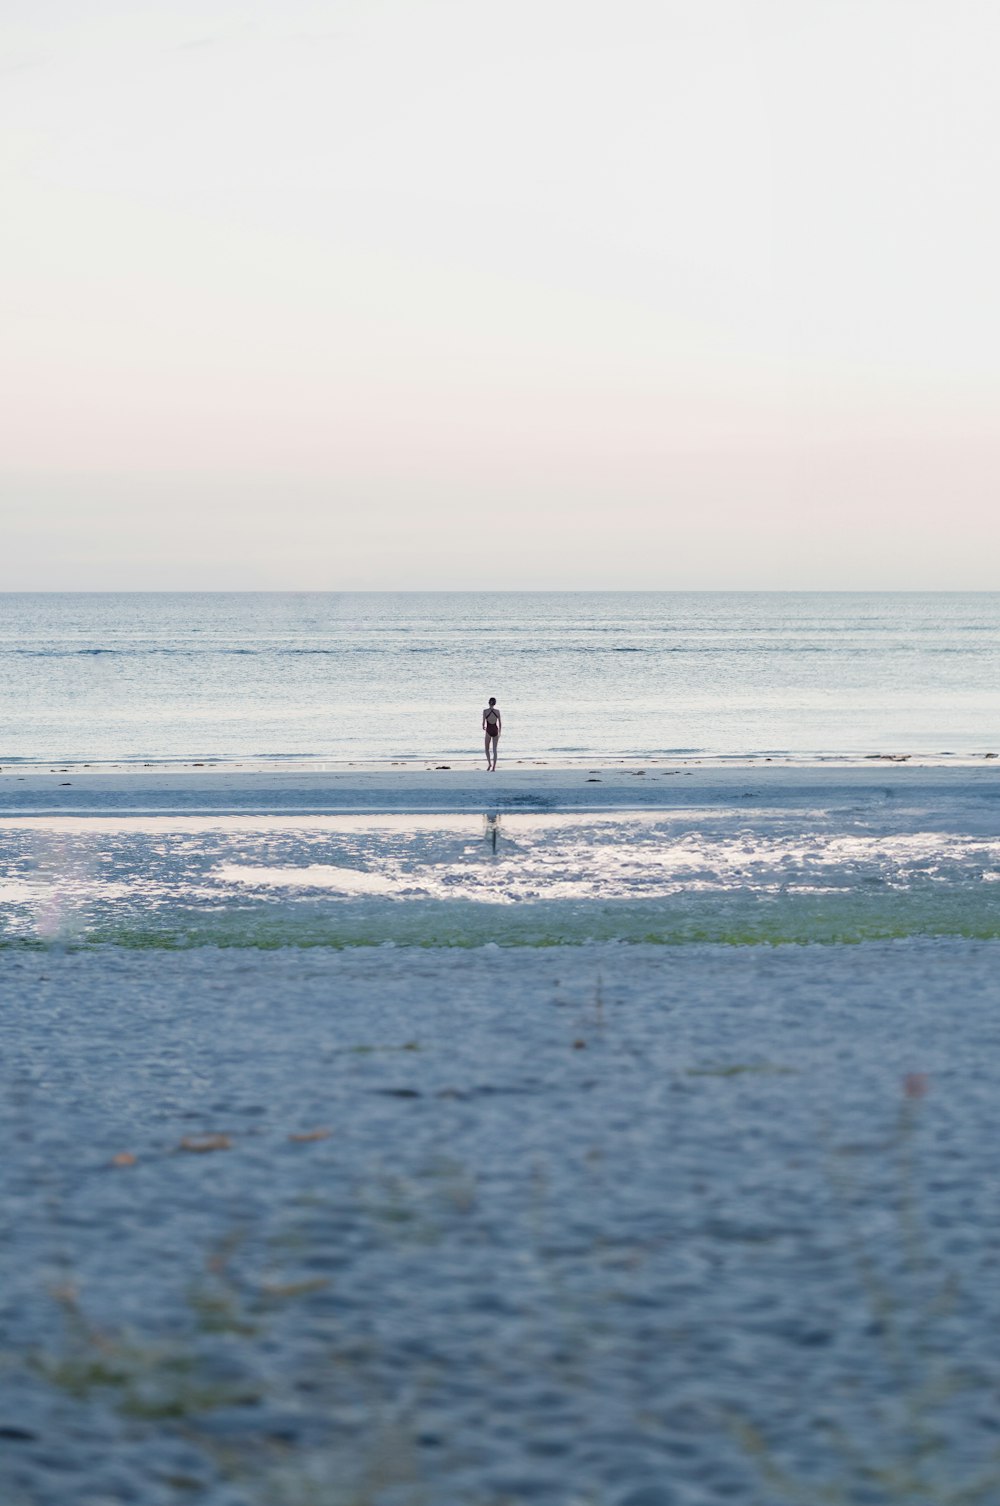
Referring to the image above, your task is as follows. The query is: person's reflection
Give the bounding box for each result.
[483,812,501,854]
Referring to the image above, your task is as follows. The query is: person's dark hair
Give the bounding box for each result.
[488,697,496,706]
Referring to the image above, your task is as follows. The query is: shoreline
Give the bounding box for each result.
[0,755,998,818]
[3,750,997,771]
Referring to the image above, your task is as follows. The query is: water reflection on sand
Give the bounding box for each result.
[2,808,1000,946]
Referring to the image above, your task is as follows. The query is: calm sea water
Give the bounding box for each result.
[1,592,997,763]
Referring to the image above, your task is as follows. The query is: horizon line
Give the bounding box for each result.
[2,587,999,597]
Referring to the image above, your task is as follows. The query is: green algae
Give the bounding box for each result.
[7,887,999,951]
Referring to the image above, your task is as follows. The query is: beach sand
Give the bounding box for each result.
[1,752,998,817]
[4,941,1000,1505]
[2,761,1000,1504]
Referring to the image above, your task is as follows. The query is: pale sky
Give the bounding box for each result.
[2,0,998,588]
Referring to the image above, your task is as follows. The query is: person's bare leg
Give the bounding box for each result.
[485,732,492,768]
[490,734,498,771]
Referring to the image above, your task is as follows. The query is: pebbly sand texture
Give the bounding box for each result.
[4,940,1000,1505]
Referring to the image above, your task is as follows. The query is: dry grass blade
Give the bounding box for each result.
[178,1135,232,1154]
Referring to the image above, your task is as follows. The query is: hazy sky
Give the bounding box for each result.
[3,0,998,588]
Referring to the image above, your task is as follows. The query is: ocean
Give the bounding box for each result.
[2,590,998,764]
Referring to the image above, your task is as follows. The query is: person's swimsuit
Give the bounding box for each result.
[485,712,499,738]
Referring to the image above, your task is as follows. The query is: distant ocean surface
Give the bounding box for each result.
[1,592,997,764]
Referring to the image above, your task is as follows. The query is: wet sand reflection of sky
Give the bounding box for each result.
[2,811,1000,945]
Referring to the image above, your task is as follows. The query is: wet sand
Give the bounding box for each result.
[1,755,998,819]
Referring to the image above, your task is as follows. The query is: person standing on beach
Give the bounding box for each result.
[483,697,501,771]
